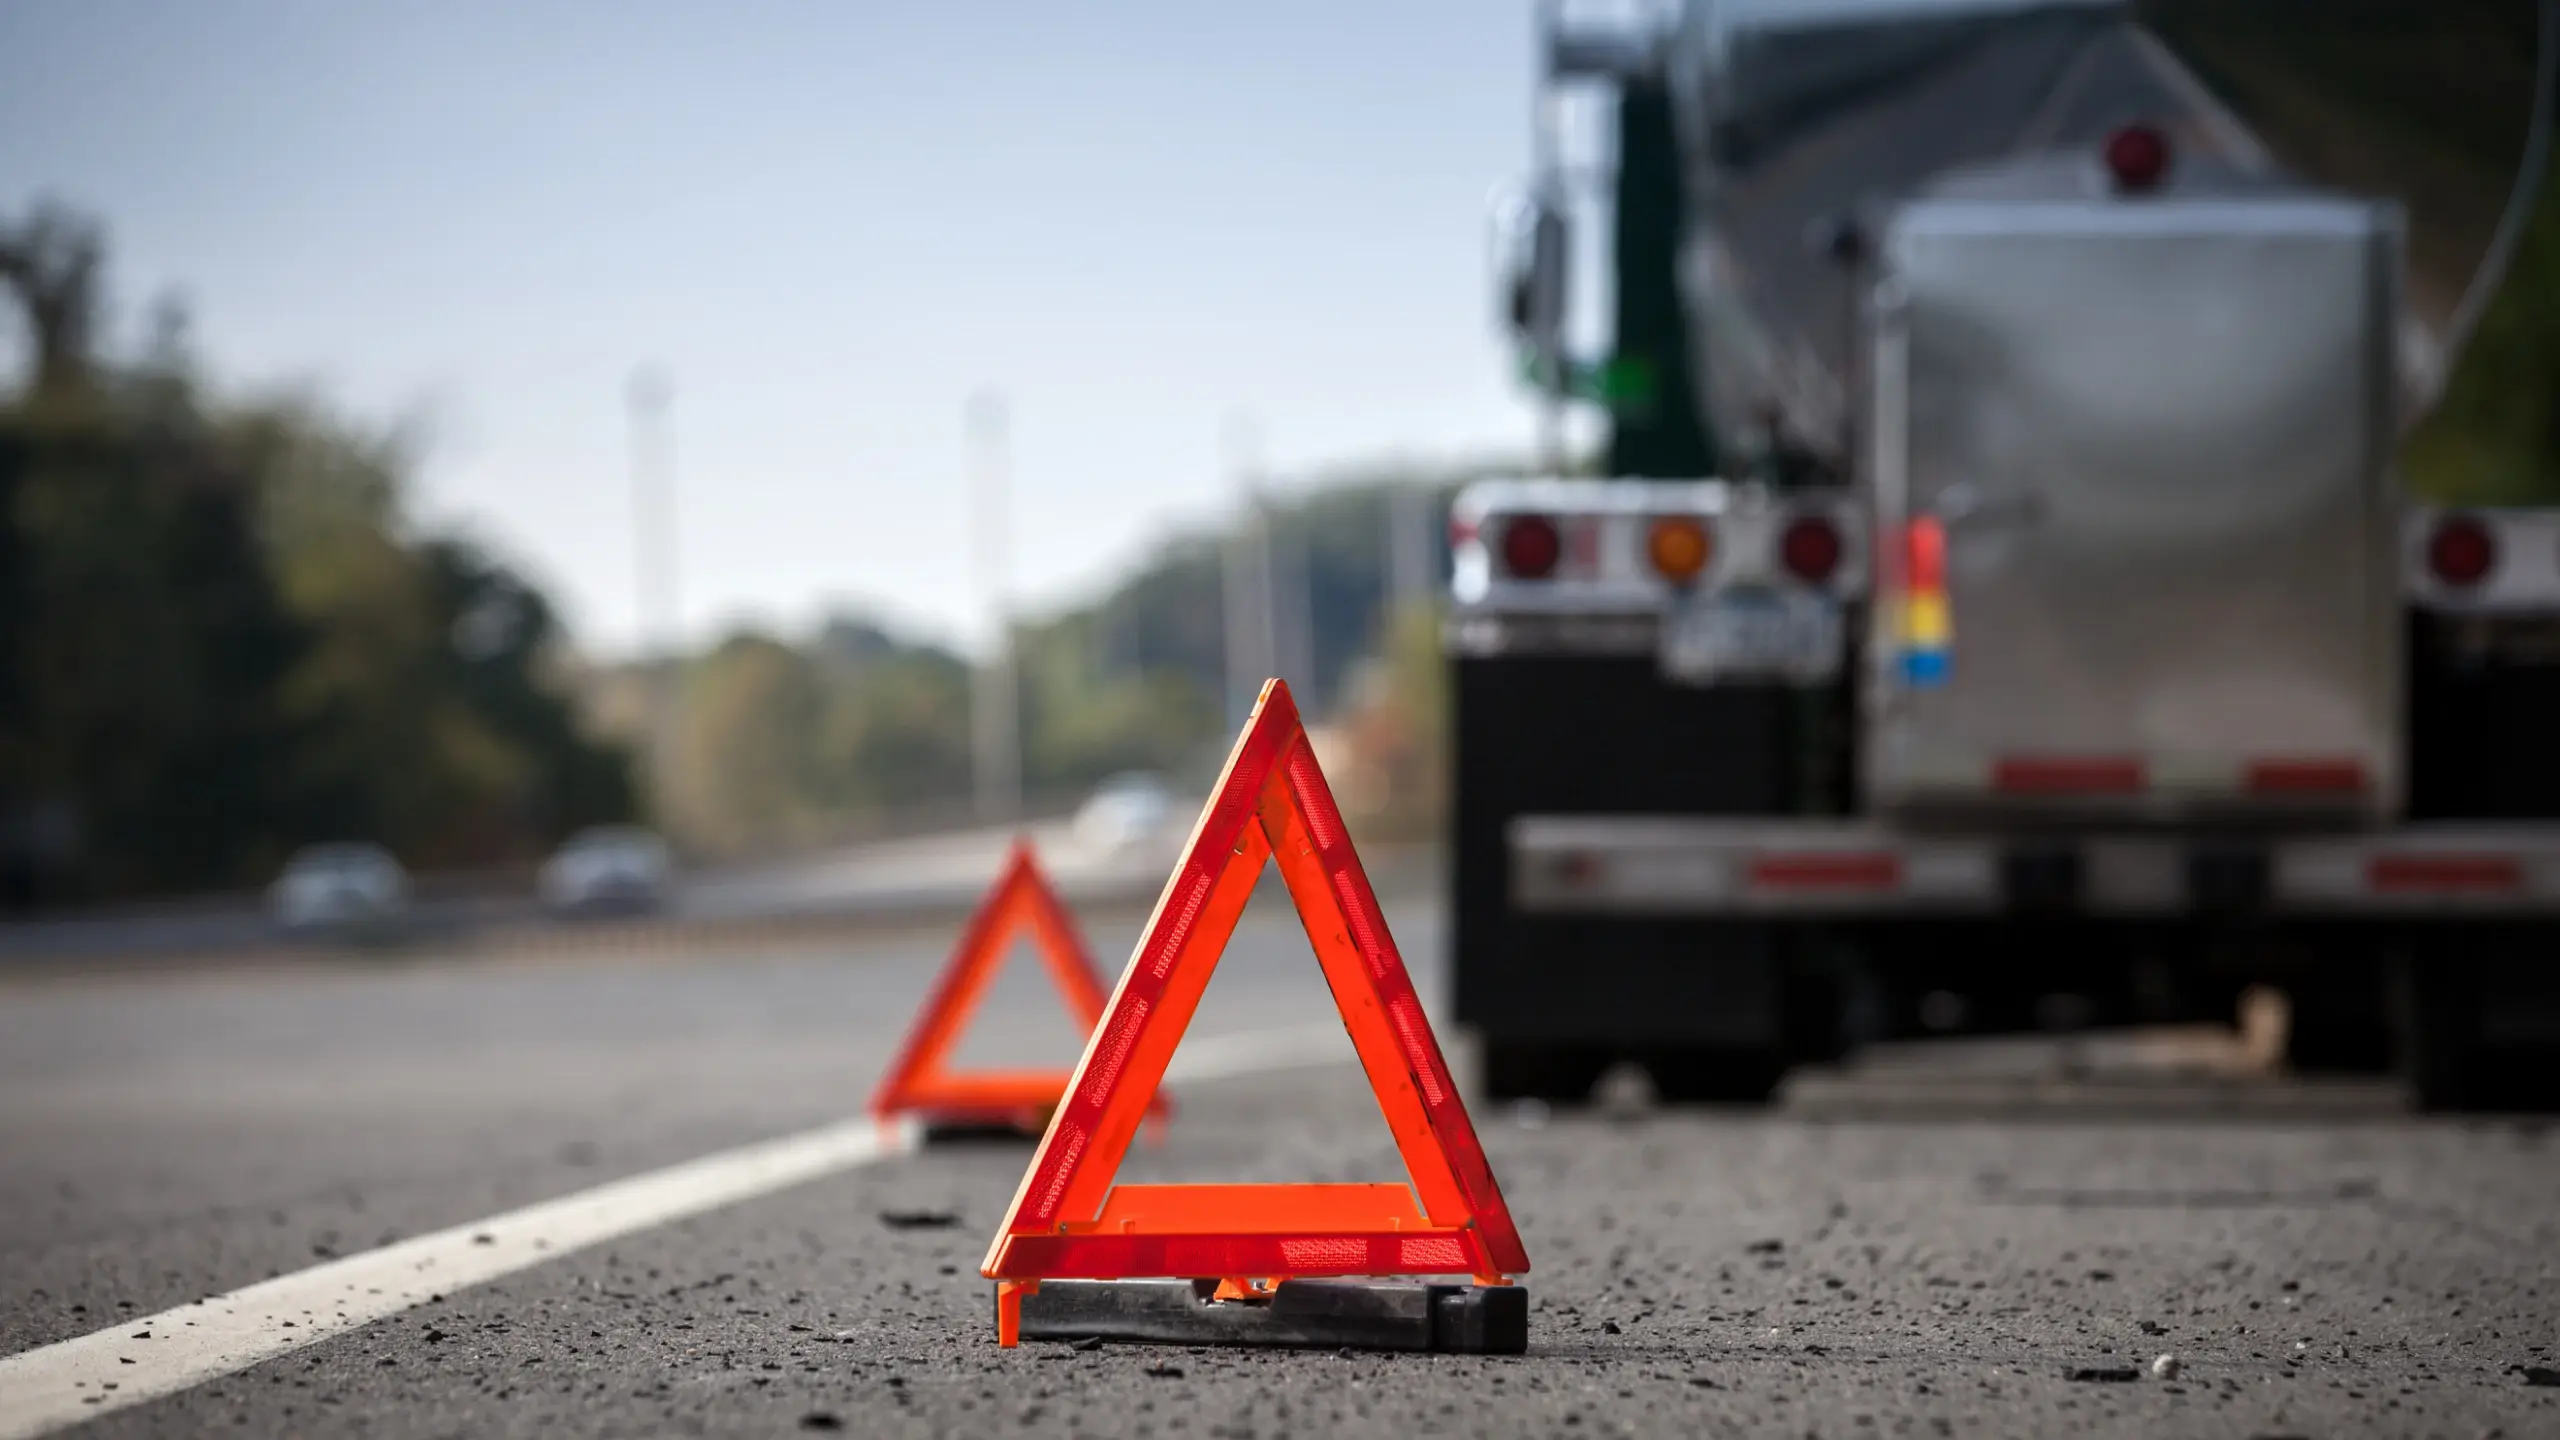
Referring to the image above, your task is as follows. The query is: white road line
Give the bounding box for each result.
[0,1021,1357,1439]
[0,1117,914,1439]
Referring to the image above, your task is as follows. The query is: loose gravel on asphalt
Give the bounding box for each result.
[64,1066,2560,1440]
[10,893,2560,1438]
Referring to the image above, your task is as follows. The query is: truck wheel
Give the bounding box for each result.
[2399,953,2486,1111]
[1479,1040,1610,1106]
[1640,1046,1785,1106]
[2394,947,2560,1114]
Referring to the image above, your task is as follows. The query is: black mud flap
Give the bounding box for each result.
[1009,1279,1529,1354]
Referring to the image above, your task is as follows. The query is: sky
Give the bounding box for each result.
[0,0,1611,658]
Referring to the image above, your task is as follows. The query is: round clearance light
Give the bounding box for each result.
[2428,514,2497,588]
[2103,123,2171,192]
[1501,514,1562,580]
[1646,516,1713,584]
[1780,514,1844,585]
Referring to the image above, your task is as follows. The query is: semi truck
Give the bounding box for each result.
[1449,0,2560,1111]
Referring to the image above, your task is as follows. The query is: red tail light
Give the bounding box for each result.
[1500,514,1562,579]
[1448,516,1478,549]
[2428,514,2497,587]
[1780,514,1844,584]
[1901,517,1947,591]
[2104,124,2170,192]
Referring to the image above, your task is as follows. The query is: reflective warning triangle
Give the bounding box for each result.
[980,680,1529,1344]
[869,839,1169,1132]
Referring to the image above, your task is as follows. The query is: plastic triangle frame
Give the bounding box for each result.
[869,839,1168,1131]
[981,680,1528,1343]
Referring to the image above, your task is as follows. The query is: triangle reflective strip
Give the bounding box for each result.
[1258,726,1527,1271]
[980,681,1529,1335]
[867,839,1166,1126]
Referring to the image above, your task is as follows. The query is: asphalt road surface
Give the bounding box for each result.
[6,884,2559,1438]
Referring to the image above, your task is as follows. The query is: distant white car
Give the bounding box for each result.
[1073,772,1177,855]
[541,825,673,915]
[269,843,410,934]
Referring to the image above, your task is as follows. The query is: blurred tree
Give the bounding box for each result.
[420,537,638,852]
[2,392,312,899]
[2405,156,2560,506]
[1315,595,1452,841]
[1015,608,1222,796]
[0,202,104,396]
[650,618,976,856]
[815,644,974,813]
[2140,0,2558,504]
[630,468,1489,856]
[0,202,636,906]
[664,633,830,853]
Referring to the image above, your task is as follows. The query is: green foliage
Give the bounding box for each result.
[2405,158,2560,505]
[2,398,313,896]
[812,644,975,813]
[646,468,1492,856]
[656,620,977,855]
[0,204,635,905]
[1004,466,1480,804]
[1016,608,1221,794]
[665,634,834,852]
[2137,0,2558,503]
[1345,595,1454,838]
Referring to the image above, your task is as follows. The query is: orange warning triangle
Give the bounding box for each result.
[869,839,1169,1132]
[980,680,1530,1344]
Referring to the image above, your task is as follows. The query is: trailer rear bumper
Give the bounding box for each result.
[1511,817,2560,917]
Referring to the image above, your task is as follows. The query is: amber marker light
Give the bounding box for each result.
[1647,516,1713,584]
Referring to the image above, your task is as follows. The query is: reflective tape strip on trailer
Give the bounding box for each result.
[1887,753,2382,801]
[1510,818,2560,915]
[1509,818,1999,914]
[2275,830,2560,912]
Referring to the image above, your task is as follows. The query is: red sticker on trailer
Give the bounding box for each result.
[2246,759,2369,795]
[1749,854,1903,890]
[2368,855,2523,892]
[1992,758,2145,794]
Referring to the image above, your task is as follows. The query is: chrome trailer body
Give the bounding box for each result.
[1456,0,2560,1107]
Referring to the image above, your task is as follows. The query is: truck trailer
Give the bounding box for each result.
[1451,0,2560,1111]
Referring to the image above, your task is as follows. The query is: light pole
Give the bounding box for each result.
[1273,498,1313,698]
[1532,0,1568,475]
[1389,483,1433,607]
[1220,412,1274,728]
[968,391,1021,823]
[626,364,680,815]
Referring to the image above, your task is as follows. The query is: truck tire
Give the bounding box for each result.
[2394,945,2560,1114]
[2397,953,2474,1112]
[1479,1040,1611,1106]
